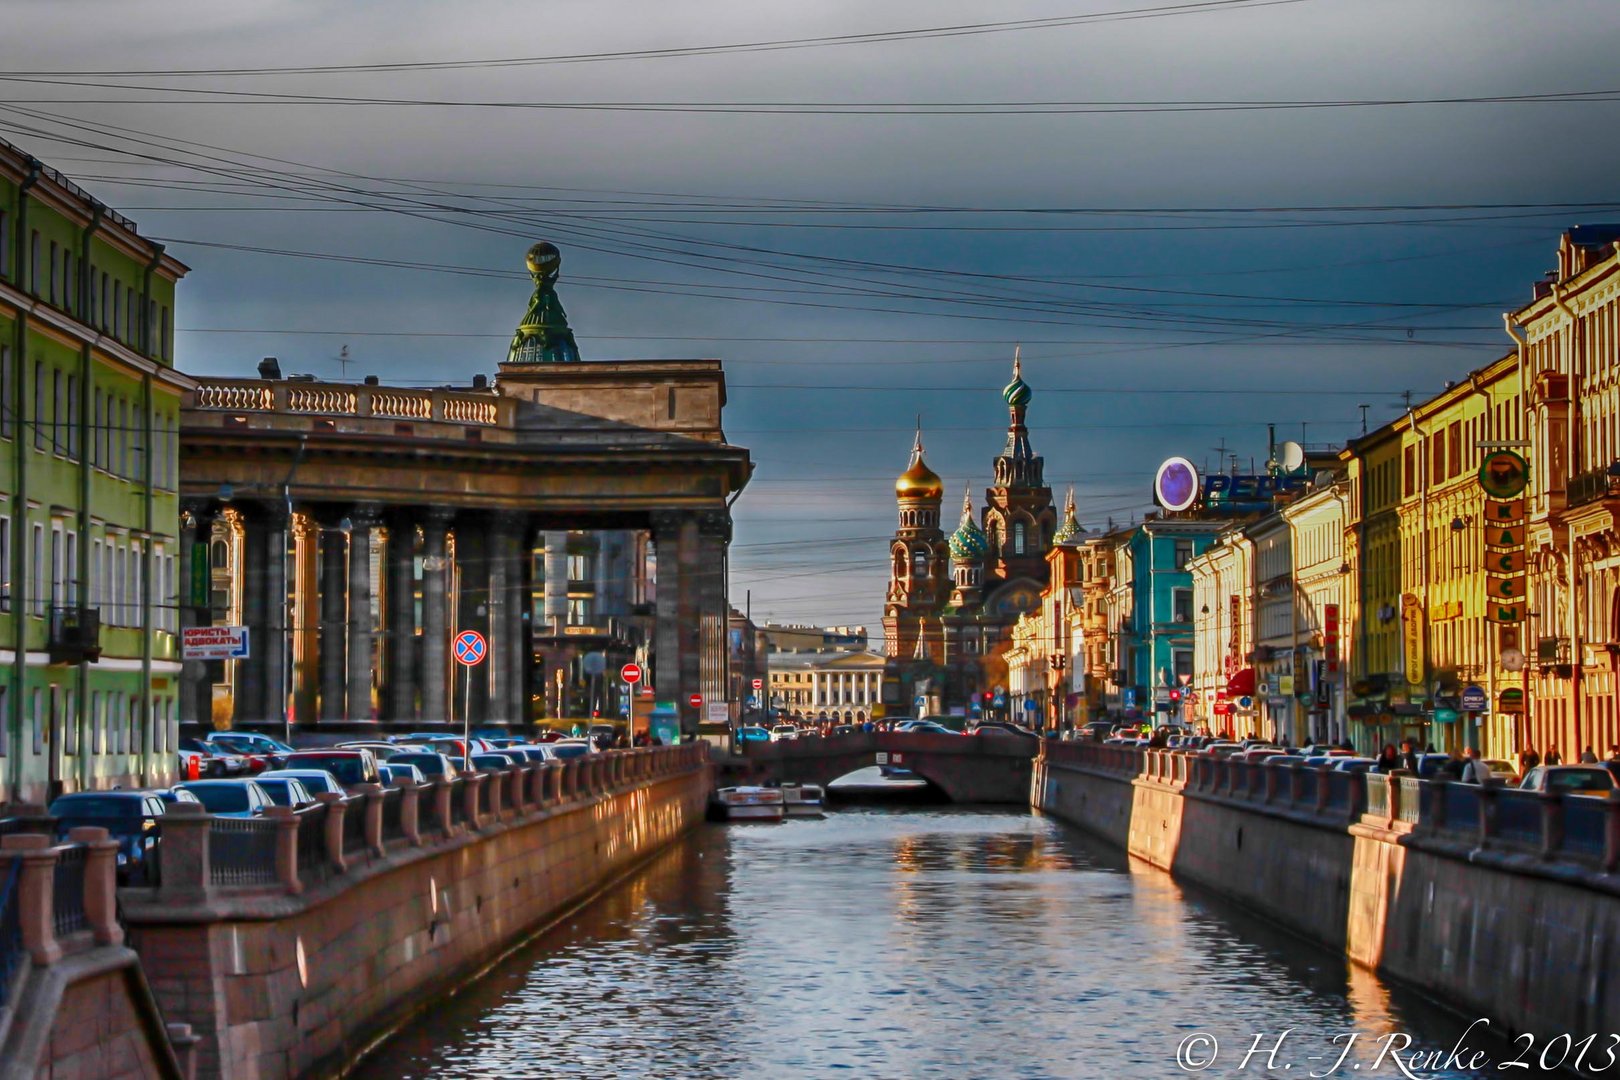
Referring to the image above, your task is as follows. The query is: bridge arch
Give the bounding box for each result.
[735,732,1036,804]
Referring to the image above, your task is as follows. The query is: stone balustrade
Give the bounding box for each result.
[191,377,504,428]
[1041,740,1620,871]
[138,745,707,903]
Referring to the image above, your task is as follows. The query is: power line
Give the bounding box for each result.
[0,1,1307,77]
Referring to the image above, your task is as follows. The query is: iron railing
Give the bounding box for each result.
[295,804,333,887]
[0,858,21,1010]
[380,788,406,847]
[51,845,88,938]
[208,818,279,887]
[341,797,369,864]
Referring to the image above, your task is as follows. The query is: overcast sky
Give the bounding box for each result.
[6,0,1619,637]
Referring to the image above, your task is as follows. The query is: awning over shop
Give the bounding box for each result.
[1226,667,1256,697]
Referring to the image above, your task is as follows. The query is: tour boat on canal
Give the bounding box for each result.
[713,786,786,821]
[778,782,826,817]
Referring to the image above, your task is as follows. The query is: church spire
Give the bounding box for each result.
[994,346,1042,486]
[1054,485,1084,544]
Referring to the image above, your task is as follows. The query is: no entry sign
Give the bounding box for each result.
[752,678,763,690]
[453,630,487,667]
[688,693,703,709]
[620,662,642,685]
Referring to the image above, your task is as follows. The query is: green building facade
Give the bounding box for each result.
[0,138,190,806]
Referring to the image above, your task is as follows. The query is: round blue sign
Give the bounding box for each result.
[1023,699,1038,711]
[1459,685,1488,711]
[1155,457,1200,512]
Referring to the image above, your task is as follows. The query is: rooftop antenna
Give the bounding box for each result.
[1358,404,1370,434]
[335,343,352,380]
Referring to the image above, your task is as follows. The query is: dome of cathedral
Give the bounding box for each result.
[896,425,944,500]
[948,488,989,561]
[1053,486,1085,545]
[896,458,944,500]
[1002,346,1032,407]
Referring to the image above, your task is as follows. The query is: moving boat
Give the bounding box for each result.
[778,782,826,817]
[712,786,785,821]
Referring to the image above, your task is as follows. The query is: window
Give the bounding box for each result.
[47,242,57,305]
[566,552,594,582]
[49,525,62,608]
[1403,446,1416,497]
[90,539,100,608]
[912,550,927,578]
[566,596,592,625]
[30,523,42,616]
[32,361,43,451]
[0,210,7,278]
[29,231,39,294]
[112,281,122,341]
[61,252,72,315]
[91,691,102,754]
[51,368,62,454]
[99,273,108,330]
[31,689,42,755]
[1173,649,1193,681]
[131,541,143,625]
[0,517,9,611]
[65,532,77,605]
[1173,588,1194,623]
[160,306,171,361]
[92,388,101,467]
[65,690,76,756]
[0,346,8,441]
[65,374,77,459]
[1174,539,1194,569]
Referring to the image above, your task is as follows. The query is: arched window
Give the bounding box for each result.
[913,550,928,578]
[211,540,228,568]
[1014,521,1026,555]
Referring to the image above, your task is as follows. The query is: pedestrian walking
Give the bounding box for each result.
[1398,739,1422,773]
[1582,746,1599,763]
[1461,746,1492,784]
[1376,744,1400,772]
[1546,745,1563,766]
[1609,745,1620,763]
[1519,744,1541,773]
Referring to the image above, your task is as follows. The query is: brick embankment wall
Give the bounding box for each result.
[1033,746,1620,1057]
[122,758,711,1080]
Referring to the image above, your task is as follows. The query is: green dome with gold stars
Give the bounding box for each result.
[948,487,989,561]
[1002,345,1032,407]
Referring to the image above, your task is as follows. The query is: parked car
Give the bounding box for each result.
[282,750,381,787]
[831,724,855,736]
[504,746,554,763]
[176,779,275,817]
[465,752,523,772]
[177,738,247,777]
[903,721,958,735]
[737,726,771,744]
[385,752,459,780]
[1261,755,1307,768]
[378,762,427,785]
[531,728,566,743]
[201,736,283,773]
[1233,747,1288,764]
[971,721,1039,738]
[1483,759,1518,783]
[1331,757,1379,774]
[426,738,495,760]
[257,768,347,799]
[153,787,202,808]
[205,730,295,762]
[47,791,166,882]
[548,740,596,760]
[336,740,408,760]
[1519,764,1620,796]
[769,725,799,742]
[254,776,317,809]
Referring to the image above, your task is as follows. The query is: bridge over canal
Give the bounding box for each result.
[736,732,1037,803]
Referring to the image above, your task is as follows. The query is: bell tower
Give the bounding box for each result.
[983,348,1056,583]
[884,425,947,662]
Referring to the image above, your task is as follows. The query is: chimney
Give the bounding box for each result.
[257,356,282,381]
[364,375,380,386]
[472,373,488,389]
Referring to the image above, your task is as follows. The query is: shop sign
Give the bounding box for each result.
[1401,594,1425,686]
[1322,603,1339,675]
[1498,687,1526,714]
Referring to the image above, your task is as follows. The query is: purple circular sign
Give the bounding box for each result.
[1155,457,1199,512]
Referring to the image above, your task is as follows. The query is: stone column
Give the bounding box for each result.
[291,514,319,726]
[232,507,266,725]
[384,510,418,723]
[261,504,289,726]
[507,522,531,728]
[455,517,490,727]
[420,510,452,724]
[346,506,380,723]
[487,514,519,726]
[177,502,212,728]
[651,511,690,729]
[318,523,347,723]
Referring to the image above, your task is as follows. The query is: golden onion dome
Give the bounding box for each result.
[896,457,945,500]
[896,425,945,500]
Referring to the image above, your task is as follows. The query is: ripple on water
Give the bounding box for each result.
[354,806,1507,1079]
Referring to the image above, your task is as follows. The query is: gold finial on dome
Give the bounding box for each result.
[895,417,944,500]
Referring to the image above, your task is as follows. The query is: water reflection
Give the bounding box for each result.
[355,808,1506,1079]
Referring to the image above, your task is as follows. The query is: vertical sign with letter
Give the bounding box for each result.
[1401,593,1425,687]
[1322,603,1339,676]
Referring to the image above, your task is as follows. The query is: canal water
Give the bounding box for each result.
[355,806,1514,1078]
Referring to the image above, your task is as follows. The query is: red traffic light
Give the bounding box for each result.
[1168,689,1182,702]
[982,692,993,703]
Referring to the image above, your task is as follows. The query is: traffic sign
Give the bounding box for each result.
[1460,684,1488,711]
[915,696,926,708]
[688,693,703,709]
[752,678,763,690]
[620,662,642,685]
[453,630,486,667]
[1022,699,1037,712]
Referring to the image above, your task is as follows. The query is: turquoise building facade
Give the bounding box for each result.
[1115,519,1226,723]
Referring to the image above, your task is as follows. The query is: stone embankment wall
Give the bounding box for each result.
[1035,742,1620,1050]
[120,744,711,1080]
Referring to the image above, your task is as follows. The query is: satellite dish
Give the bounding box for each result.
[1279,441,1306,472]
[1313,470,1336,490]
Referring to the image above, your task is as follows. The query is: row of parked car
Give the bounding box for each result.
[43,731,605,883]
[1101,732,1620,794]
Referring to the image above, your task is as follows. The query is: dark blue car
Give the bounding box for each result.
[47,791,167,883]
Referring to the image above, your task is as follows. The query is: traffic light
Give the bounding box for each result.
[982,692,993,704]
[1168,688,1182,703]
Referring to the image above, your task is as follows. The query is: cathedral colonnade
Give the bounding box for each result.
[177,498,733,731]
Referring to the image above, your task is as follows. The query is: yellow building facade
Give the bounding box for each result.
[1342,353,1522,757]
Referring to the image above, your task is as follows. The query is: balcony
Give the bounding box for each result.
[1567,464,1620,509]
[48,607,102,664]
